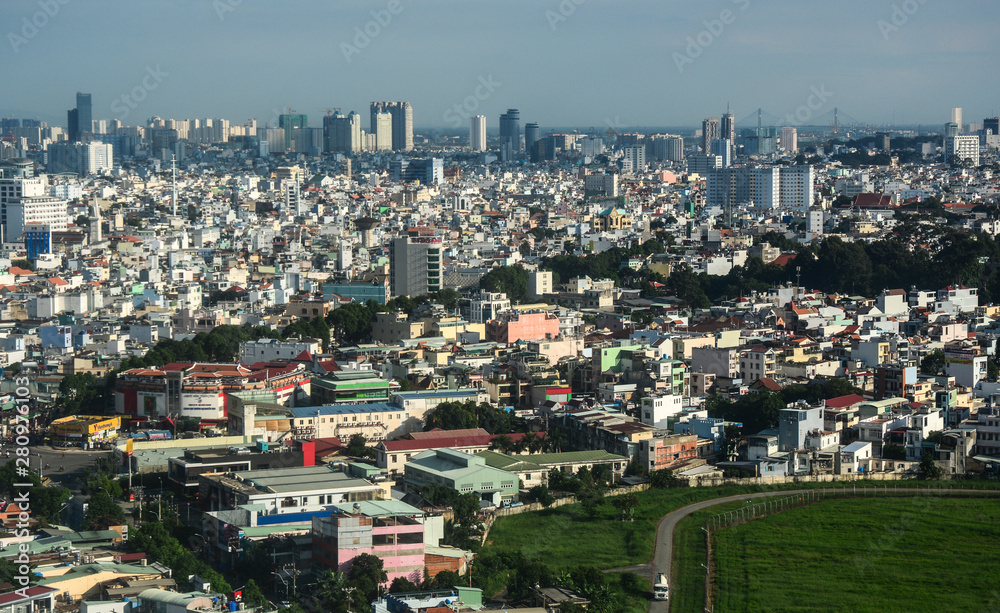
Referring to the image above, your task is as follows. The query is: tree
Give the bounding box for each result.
[314,569,351,613]
[611,492,638,522]
[579,489,604,519]
[921,350,946,376]
[347,553,387,604]
[918,449,942,480]
[241,579,267,607]
[527,485,554,507]
[479,266,530,303]
[432,288,462,312]
[649,469,686,489]
[989,359,999,382]
[345,434,369,458]
[83,491,126,530]
[389,576,419,593]
[489,434,515,454]
[623,457,647,478]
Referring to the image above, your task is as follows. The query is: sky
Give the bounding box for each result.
[3,0,999,131]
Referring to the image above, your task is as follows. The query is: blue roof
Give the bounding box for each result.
[289,402,398,418]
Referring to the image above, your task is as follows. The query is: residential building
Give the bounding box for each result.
[486,310,560,343]
[639,433,698,471]
[691,346,741,378]
[778,403,824,451]
[312,509,425,585]
[390,236,442,298]
[404,447,519,506]
[199,465,381,515]
[238,338,320,363]
[944,134,980,165]
[639,395,684,429]
[739,346,777,381]
[371,101,413,151]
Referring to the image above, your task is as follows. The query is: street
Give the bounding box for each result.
[3,444,111,494]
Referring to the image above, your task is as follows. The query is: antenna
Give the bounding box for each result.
[171,154,177,216]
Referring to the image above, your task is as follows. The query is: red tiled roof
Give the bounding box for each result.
[825,394,866,409]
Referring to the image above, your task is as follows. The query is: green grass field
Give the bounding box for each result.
[486,480,998,574]
[708,497,1000,613]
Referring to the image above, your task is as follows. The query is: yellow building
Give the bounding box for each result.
[593,207,632,232]
[50,415,122,443]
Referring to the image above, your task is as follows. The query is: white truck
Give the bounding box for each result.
[653,573,669,601]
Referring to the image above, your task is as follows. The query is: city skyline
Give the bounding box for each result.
[3,0,1000,130]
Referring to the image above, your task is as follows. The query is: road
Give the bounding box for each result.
[648,487,1000,613]
[3,445,111,493]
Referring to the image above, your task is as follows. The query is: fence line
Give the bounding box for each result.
[699,487,1000,612]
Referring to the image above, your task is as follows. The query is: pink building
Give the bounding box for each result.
[312,513,425,584]
[486,310,560,343]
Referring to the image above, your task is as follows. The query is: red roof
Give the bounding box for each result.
[773,254,797,267]
[825,394,866,409]
[0,587,57,605]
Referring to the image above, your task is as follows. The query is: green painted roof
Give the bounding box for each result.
[516,450,627,465]
[476,450,545,473]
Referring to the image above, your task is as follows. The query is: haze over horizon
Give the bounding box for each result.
[4,0,1000,130]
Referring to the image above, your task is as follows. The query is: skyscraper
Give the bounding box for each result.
[469,115,486,151]
[702,117,719,153]
[524,122,541,154]
[721,107,735,143]
[983,117,999,136]
[951,107,963,132]
[67,92,92,142]
[499,109,521,160]
[324,112,362,153]
[370,102,413,151]
[944,122,959,138]
[278,113,308,152]
[372,112,393,151]
[780,127,798,152]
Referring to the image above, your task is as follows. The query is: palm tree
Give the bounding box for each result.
[314,569,351,613]
[489,434,514,454]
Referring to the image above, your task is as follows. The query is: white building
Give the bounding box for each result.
[468,291,511,324]
[944,135,980,166]
[469,115,486,151]
[780,127,798,152]
[239,338,322,363]
[640,395,684,429]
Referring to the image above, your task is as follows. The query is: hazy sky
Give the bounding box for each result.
[3,0,999,130]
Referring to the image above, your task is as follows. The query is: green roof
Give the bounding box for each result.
[477,450,545,473]
[516,450,627,465]
[65,530,121,542]
[240,525,311,537]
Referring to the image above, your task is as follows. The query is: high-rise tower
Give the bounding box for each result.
[702,117,719,153]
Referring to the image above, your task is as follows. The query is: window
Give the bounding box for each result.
[373,534,394,546]
[397,532,423,545]
[391,455,397,463]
